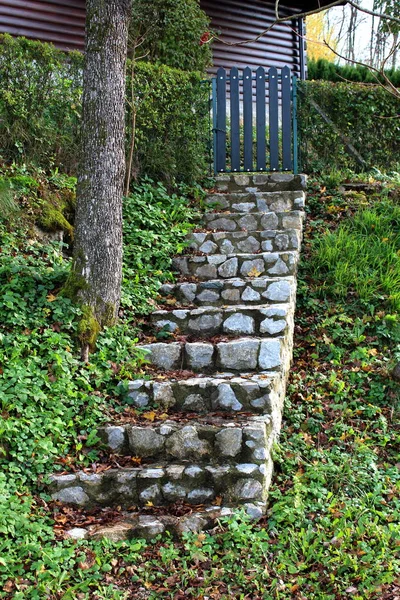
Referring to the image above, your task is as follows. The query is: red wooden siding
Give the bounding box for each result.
[200,0,303,77]
[0,0,85,51]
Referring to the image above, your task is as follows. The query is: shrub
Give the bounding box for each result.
[0,35,210,183]
[298,80,400,173]
[308,58,400,87]
[130,0,212,72]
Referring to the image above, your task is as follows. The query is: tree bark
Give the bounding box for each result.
[69,0,131,353]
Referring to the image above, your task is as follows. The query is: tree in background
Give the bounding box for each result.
[67,0,131,361]
[306,11,338,61]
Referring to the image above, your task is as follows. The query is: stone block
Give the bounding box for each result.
[185,343,214,370]
[218,257,238,278]
[259,340,282,370]
[128,427,165,457]
[166,426,211,460]
[217,339,259,370]
[223,313,255,335]
[215,428,243,457]
[139,343,181,371]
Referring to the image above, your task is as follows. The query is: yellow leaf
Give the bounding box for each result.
[142,411,156,422]
[159,413,169,420]
[46,293,57,302]
[145,501,154,507]
[368,348,378,356]
[248,266,262,278]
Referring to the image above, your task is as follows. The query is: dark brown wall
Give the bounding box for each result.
[0,0,85,51]
[200,0,303,77]
[0,0,304,72]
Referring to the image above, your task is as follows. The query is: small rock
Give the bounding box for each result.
[105,426,127,451]
[207,217,236,231]
[90,522,134,542]
[218,257,238,278]
[166,426,211,460]
[215,428,243,457]
[139,484,162,504]
[52,486,89,506]
[162,482,187,501]
[180,283,197,302]
[260,318,286,335]
[182,393,208,412]
[185,343,214,370]
[221,288,241,302]
[196,290,220,303]
[139,343,181,371]
[135,516,165,540]
[223,313,255,335]
[238,215,257,230]
[128,427,165,457]
[259,340,282,370]
[127,391,150,408]
[240,259,265,277]
[187,488,215,503]
[241,287,261,302]
[244,503,264,519]
[188,313,222,335]
[220,239,235,254]
[233,479,263,500]
[237,235,260,254]
[263,280,291,302]
[176,514,209,535]
[260,213,279,230]
[199,240,218,254]
[214,384,243,411]
[66,527,88,540]
[267,258,289,275]
[218,339,259,371]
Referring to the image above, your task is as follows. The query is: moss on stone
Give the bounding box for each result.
[38,203,74,237]
[61,270,88,301]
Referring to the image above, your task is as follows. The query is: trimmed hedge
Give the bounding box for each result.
[298,80,400,173]
[308,58,400,87]
[0,35,209,183]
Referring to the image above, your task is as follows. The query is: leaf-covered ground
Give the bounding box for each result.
[0,173,399,599]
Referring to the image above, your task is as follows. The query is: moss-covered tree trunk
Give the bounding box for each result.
[70,0,131,359]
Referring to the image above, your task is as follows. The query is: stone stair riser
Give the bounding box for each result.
[203,211,304,233]
[139,337,292,374]
[216,173,306,193]
[173,251,298,280]
[98,418,272,464]
[205,190,305,213]
[125,374,282,415]
[150,304,292,338]
[51,451,273,509]
[188,229,301,255]
[159,277,296,307]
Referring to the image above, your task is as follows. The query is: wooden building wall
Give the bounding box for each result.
[200,0,304,77]
[0,0,85,51]
[0,0,304,74]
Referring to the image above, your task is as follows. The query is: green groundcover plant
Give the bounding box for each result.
[0,168,399,599]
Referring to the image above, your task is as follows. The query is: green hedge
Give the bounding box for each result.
[0,35,209,183]
[308,58,400,87]
[298,80,400,173]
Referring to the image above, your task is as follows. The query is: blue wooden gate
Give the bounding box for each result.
[212,66,298,174]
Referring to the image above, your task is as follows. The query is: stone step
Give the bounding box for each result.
[124,372,283,416]
[98,416,272,464]
[150,304,292,338]
[159,277,295,307]
[51,419,273,509]
[173,250,298,280]
[188,228,301,255]
[203,210,304,233]
[216,173,306,193]
[205,190,305,213]
[139,336,291,374]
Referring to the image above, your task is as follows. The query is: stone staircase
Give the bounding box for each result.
[50,173,306,540]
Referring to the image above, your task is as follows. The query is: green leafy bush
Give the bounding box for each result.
[298,80,400,173]
[127,62,210,184]
[0,34,82,170]
[130,0,212,72]
[308,58,400,87]
[0,35,210,183]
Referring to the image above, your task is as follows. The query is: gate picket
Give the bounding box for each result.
[216,67,226,173]
[282,66,292,170]
[230,67,240,172]
[268,67,279,171]
[243,67,253,172]
[256,66,266,171]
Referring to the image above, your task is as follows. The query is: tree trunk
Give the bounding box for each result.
[69,0,131,356]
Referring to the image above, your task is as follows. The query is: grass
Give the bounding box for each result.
[0,171,399,599]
